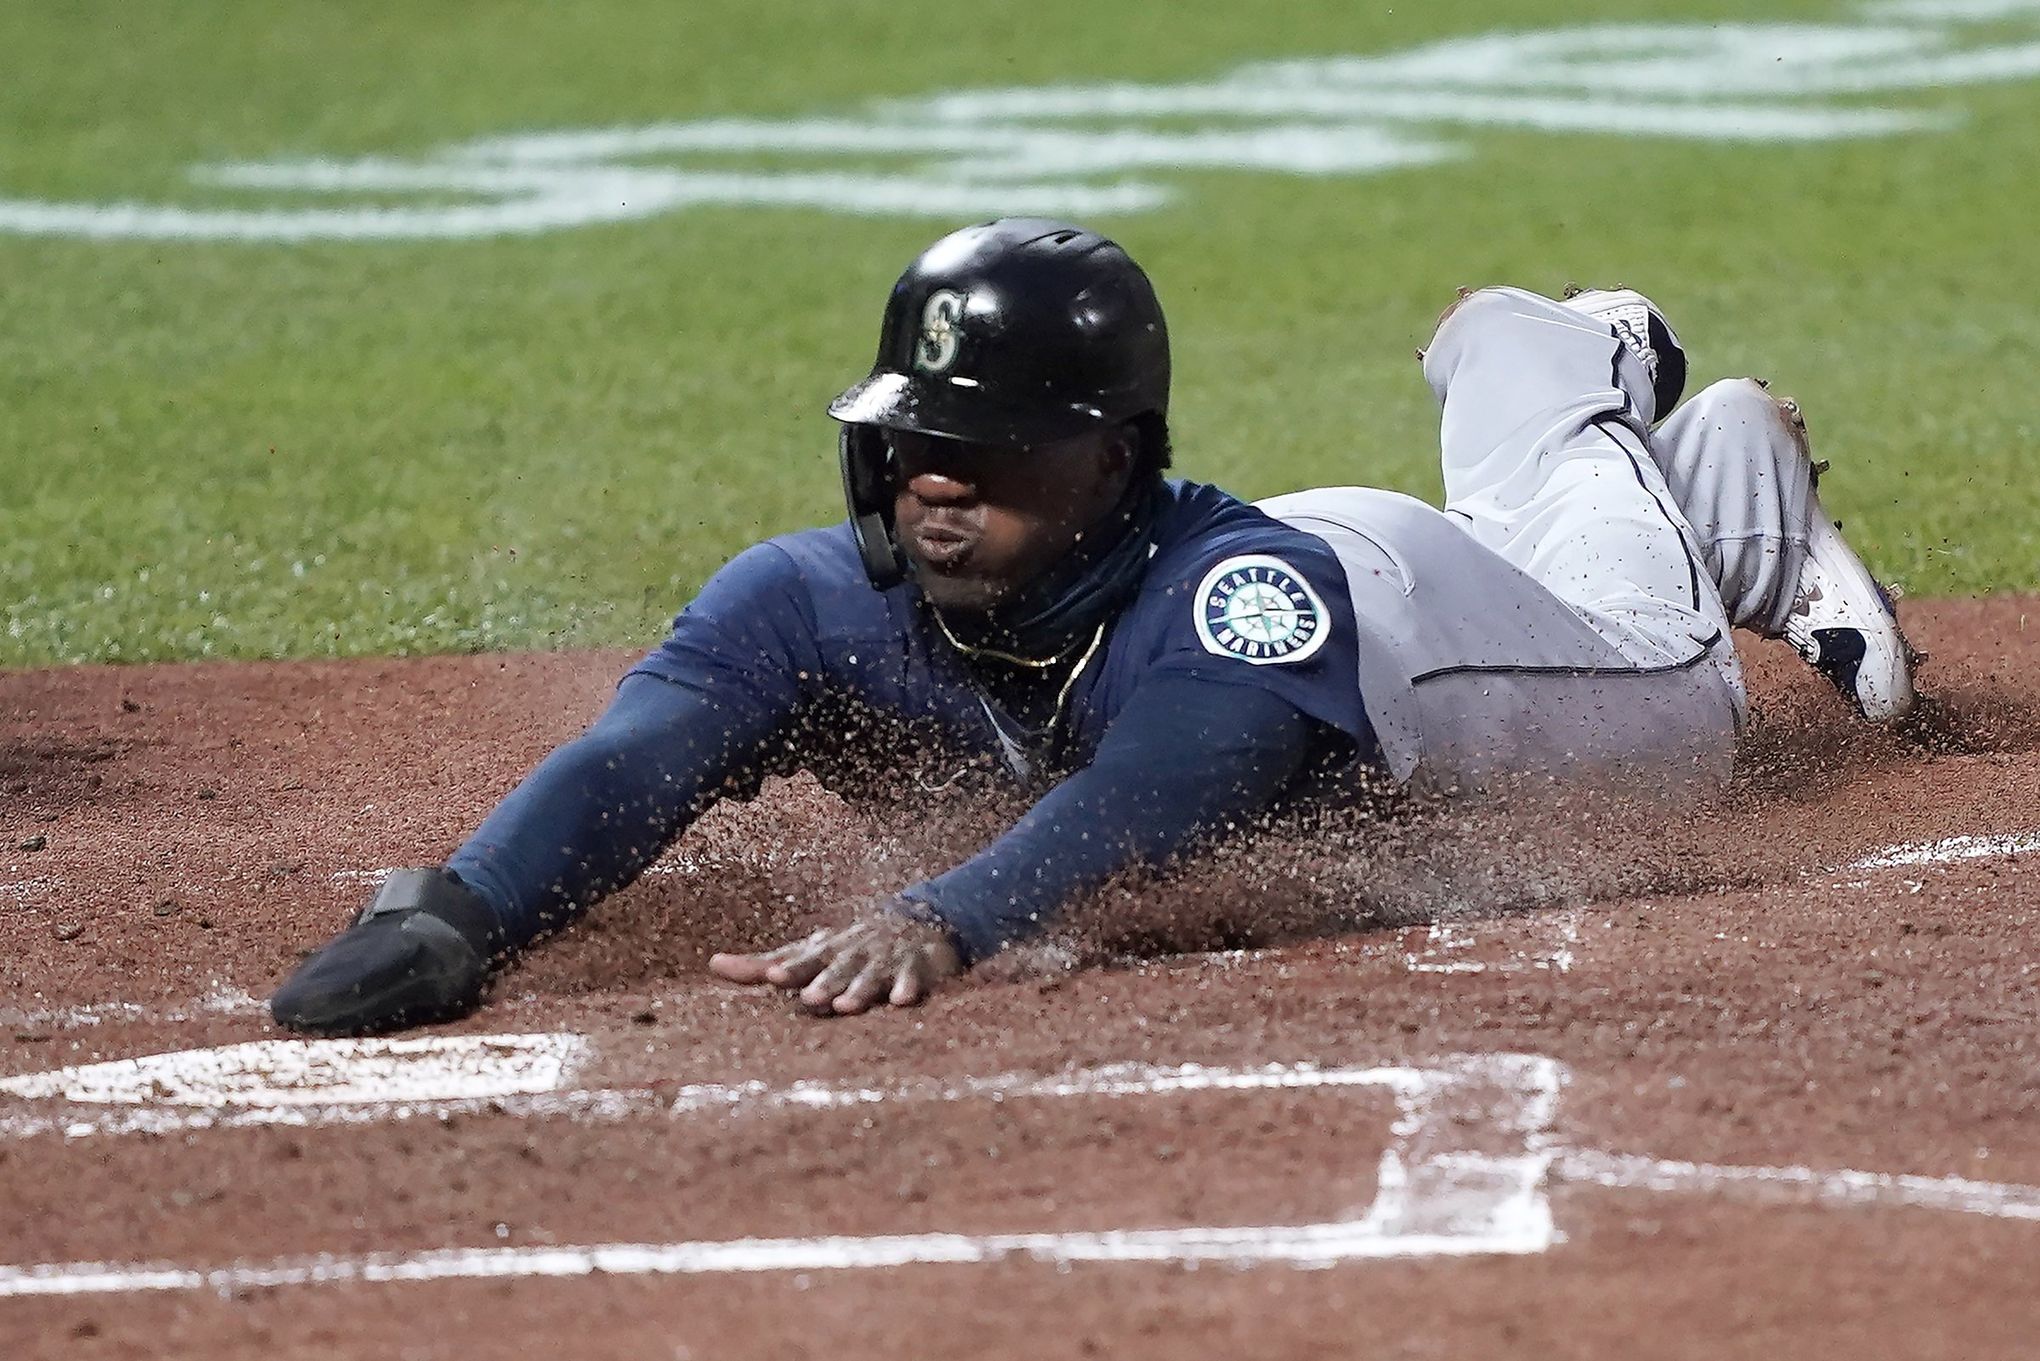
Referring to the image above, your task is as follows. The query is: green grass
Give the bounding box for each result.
[3,0,2037,664]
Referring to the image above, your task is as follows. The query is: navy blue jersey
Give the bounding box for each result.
[630,480,1373,775]
[451,480,1377,963]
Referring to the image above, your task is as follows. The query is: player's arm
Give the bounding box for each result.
[270,543,818,1034]
[901,676,1326,960]
[712,673,1329,1013]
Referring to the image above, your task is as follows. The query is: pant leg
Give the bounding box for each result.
[1648,377,1815,637]
[1421,287,1738,674]
[1264,487,1743,796]
[1261,286,1747,796]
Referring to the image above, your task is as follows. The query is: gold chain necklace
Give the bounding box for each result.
[1046,621,1109,718]
[931,608,1110,760]
[927,604,1094,671]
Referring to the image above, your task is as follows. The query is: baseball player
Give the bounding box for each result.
[270,219,1916,1034]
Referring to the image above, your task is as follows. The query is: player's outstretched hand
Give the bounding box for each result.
[710,908,963,1016]
[270,867,502,1035]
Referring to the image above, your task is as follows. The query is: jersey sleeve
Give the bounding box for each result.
[897,674,1321,963]
[629,539,826,714]
[898,523,1377,962]
[1134,536,1375,750]
[446,542,821,949]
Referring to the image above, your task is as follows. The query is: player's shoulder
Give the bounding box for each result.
[1146,479,1347,588]
[750,522,862,581]
[710,522,878,600]
[682,522,881,627]
[1115,480,1352,668]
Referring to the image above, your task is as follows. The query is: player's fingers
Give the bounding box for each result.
[799,944,869,1012]
[707,951,776,984]
[713,928,829,986]
[762,929,843,988]
[888,956,928,1008]
[763,928,832,963]
[831,957,893,1015]
[710,929,829,983]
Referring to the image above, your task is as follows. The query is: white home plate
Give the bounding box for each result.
[0,1033,586,1109]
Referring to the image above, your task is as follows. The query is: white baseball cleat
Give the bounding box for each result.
[1561,285,1688,421]
[1770,395,1919,723]
[1565,284,1917,721]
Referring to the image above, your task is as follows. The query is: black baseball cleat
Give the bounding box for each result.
[270,867,500,1034]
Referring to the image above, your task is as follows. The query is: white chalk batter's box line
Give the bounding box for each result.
[0,1045,1560,1295]
[1401,911,1580,975]
[4,1036,2040,1299]
[0,985,259,1034]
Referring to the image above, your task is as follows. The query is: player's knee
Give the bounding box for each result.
[1678,377,1802,438]
[1684,376,1772,417]
[1420,286,1551,399]
[1427,286,1520,344]
[1422,286,1569,377]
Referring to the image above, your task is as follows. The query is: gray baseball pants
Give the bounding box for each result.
[1263,286,1816,798]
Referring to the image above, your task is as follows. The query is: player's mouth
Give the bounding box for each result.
[909,520,978,570]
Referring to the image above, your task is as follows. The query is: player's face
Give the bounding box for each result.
[891,427,1134,614]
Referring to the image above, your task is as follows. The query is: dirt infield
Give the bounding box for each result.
[3,598,2039,1359]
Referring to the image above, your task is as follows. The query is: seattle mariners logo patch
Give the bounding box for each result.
[1193,554,1330,666]
[914,289,965,373]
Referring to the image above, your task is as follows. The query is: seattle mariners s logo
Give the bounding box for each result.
[1193,554,1330,666]
[914,289,965,373]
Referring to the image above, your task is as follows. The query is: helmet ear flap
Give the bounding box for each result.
[839,424,908,589]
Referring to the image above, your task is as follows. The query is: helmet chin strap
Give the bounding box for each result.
[925,477,1165,666]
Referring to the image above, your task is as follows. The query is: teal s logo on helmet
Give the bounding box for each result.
[914,290,965,373]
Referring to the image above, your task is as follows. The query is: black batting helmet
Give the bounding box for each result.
[829,218,1171,588]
